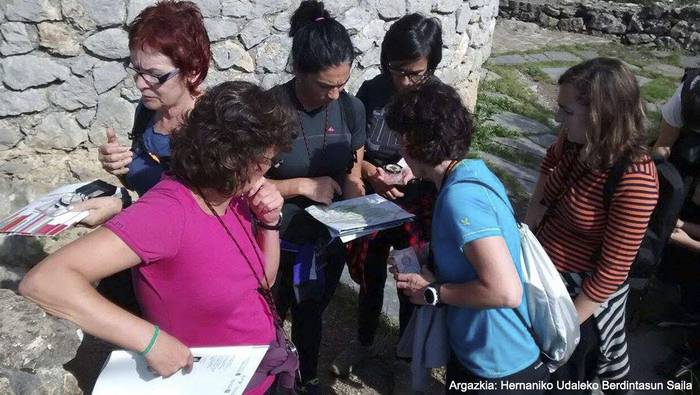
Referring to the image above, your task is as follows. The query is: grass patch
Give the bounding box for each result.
[480,66,555,124]
[641,76,678,102]
[482,142,541,169]
[516,61,578,83]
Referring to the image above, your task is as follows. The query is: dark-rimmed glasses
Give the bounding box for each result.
[259,155,283,171]
[387,64,431,84]
[126,65,180,86]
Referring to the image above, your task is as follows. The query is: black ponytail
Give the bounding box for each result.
[289,0,354,74]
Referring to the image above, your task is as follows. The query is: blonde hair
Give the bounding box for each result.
[558,57,648,169]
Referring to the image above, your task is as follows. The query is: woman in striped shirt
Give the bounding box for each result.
[525,58,659,392]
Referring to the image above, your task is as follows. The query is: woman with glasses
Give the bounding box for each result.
[331,13,442,380]
[97,0,211,198]
[20,81,298,395]
[264,1,365,392]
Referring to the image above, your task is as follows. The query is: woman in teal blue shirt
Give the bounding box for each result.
[387,80,546,394]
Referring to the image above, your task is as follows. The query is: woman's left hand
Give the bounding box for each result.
[394,266,436,304]
[248,179,283,226]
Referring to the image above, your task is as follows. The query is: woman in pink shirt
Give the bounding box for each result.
[20,81,298,394]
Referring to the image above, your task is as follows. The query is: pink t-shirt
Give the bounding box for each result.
[104,176,276,394]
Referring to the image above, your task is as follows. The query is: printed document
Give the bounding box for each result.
[93,345,269,395]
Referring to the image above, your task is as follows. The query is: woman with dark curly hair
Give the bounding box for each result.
[264,1,366,392]
[20,81,297,394]
[388,80,547,394]
[331,13,443,379]
[525,58,658,393]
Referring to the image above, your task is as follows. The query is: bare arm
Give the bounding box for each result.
[19,228,193,376]
[525,173,548,229]
[256,228,280,286]
[343,147,365,199]
[652,119,681,159]
[267,177,341,206]
[395,236,523,309]
[573,292,601,324]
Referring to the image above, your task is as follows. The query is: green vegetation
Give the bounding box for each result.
[480,66,554,123]
[641,76,678,103]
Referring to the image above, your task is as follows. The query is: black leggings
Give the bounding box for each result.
[446,355,549,394]
[274,248,345,383]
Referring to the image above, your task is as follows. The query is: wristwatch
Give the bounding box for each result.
[256,212,283,231]
[423,282,442,306]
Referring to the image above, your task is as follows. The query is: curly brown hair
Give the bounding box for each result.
[385,80,474,166]
[558,57,648,169]
[171,81,296,195]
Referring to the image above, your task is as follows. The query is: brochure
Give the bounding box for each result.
[0,180,118,237]
[93,345,269,395]
[305,194,415,243]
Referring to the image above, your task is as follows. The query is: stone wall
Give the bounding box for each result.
[0,0,499,393]
[499,0,700,53]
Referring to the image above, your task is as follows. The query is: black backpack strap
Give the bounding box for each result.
[603,157,631,211]
[340,91,359,174]
[681,68,700,130]
[128,102,155,152]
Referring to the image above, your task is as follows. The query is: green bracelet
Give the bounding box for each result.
[140,325,160,356]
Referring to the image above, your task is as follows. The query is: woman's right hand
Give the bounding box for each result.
[301,176,342,205]
[98,128,133,176]
[368,168,404,200]
[144,329,194,378]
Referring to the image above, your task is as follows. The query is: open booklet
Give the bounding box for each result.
[305,193,415,243]
[0,180,120,237]
[93,345,269,395]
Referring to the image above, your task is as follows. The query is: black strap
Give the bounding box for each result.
[602,156,631,210]
[128,101,155,152]
[681,68,700,129]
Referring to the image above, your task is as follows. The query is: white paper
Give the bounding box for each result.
[93,345,269,395]
[305,194,414,241]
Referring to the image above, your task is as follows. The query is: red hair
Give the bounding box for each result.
[129,0,211,95]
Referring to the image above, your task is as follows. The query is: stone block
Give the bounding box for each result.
[623,33,655,45]
[204,17,239,42]
[192,0,221,18]
[26,112,87,151]
[543,51,580,62]
[433,0,460,14]
[654,36,681,50]
[643,63,685,79]
[0,89,49,116]
[37,22,81,56]
[0,22,36,56]
[341,7,373,35]
[69,54,97,76]
[541,67,568,82]
[4,0,61,23]
[0,367,81,395]
[93,61,127,94]
[590,13,626,34]
[49,76,98,111]
[456,4,473,33]
[490,54,527,65]
[679,5,700,22]
[126,0,157,24]
[212,40,255,71]
[91,94,135,145]
[358,45,381,68]
[0,289,82,370]
[272,11,290,32]
[239,18,270,49]
[76,108,96,128]
[83,28,129,60]
[0,119,23,150]
[538,13,558,29]
[254,35,290,73]
[406,0,431,14]
[376,0,405,20]
[671,21,690,40]
[1,54,70,90]
[689,32,700,52]
[61,0,126,30]
[221,0,251,18]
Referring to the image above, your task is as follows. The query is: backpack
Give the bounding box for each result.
[603,156,685,284]
[457,179,580,373]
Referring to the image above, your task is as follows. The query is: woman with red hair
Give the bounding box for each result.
[97,0,211,197]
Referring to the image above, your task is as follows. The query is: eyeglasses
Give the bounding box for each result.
[126,65,180,85]
[387,64,431,84]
